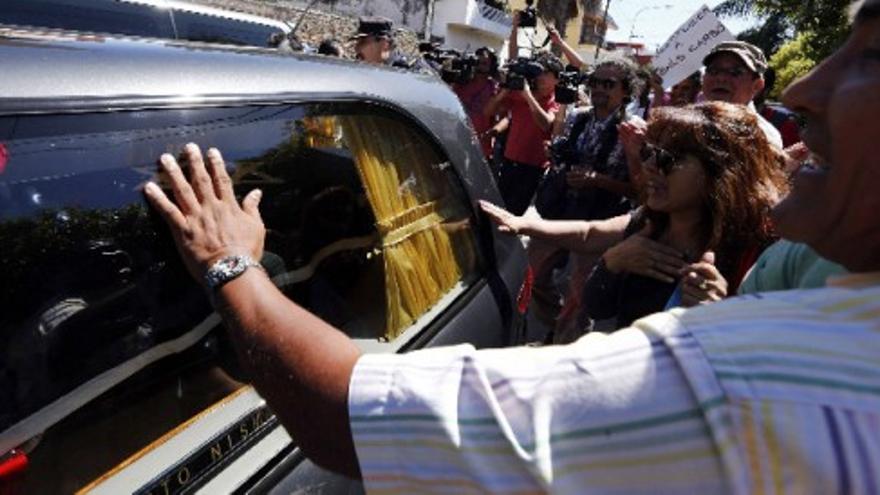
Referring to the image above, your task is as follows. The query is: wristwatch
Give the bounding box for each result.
[203,254,264,291]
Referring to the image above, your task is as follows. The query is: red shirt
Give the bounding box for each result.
[503,91,559,168]
[453,77,499,157]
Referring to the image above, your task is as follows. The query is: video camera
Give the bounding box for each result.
[518,0,538,28]
[419,44,478,84]
[555,65,587,105]
[501,57,545,90]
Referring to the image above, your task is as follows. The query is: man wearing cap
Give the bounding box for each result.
[350,16,395,65]
[702,40,784,148]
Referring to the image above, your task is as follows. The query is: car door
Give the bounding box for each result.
[0,95,523,493]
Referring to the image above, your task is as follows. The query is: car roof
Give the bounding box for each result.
[0,27,458,123]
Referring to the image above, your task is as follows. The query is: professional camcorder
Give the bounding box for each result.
[419,44,478,84]
[518,0,538,28]
[555,65,587,105]
[501,57,544,90]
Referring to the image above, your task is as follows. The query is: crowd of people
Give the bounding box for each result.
[142,0,880,492]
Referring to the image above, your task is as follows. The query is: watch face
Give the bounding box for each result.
[206,255,254,289]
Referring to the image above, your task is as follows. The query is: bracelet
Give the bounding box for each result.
[203,254,264,291]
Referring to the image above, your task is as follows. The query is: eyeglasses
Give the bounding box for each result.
[640,143,679,175]
[587,76,619,90]
[705,65,754,78]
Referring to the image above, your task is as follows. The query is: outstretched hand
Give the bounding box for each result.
[480,200,527,235]
[143,143,265,286]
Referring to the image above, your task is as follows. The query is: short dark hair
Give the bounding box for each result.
[534,51,564,77]
[318,38,342,57]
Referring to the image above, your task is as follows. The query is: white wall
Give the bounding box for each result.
[444,24,504,53]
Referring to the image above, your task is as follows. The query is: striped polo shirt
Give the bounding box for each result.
[349,273,880,494]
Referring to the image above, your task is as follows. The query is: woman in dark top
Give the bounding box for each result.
[582,102,788,329]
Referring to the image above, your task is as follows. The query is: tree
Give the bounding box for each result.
[535,0,579,39]
[713,0,852,61]
[768,32,817,99]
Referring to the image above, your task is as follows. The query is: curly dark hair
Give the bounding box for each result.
[594,58,642,98]
[642,101,789,282]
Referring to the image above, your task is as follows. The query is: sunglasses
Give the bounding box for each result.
[639,143,679,175]
[587,76,619,90]
[704,66,753,78]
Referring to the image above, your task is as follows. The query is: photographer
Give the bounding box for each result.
[529,58,641,340]
[452,47,501,161]
[482,13,563,215]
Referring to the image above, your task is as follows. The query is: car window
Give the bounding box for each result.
[170,9,285,47]
[0,102,480,492]
[0,0,173,39]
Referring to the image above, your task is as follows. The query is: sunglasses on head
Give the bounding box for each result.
[587,76,619,90]
[705,65,753,78]
[640,143,679,175]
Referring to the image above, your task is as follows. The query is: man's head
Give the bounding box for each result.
[531,52,563,98]
[588,58,640,116]
[702,41,767,105]
[771,0,880,271]
[475,47,498,77]
[670,72,702,107]
[351,16,393,64]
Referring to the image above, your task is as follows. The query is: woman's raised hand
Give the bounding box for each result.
[479,200,527,235]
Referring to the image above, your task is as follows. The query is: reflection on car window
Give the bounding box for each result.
[0,0,173,39]
[0,102,479,492]
[171,10,284,47]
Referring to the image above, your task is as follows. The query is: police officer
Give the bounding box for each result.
[350,16,434,73]
[350,16,395,65]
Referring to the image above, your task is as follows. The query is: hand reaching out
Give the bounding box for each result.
[143,143,265,287]
[479,200,527,235]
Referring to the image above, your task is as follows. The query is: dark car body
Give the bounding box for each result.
[0,28,527,493]
[0,0,291,48]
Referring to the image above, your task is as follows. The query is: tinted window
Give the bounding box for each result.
[171,10,284,47]
[0,0,173,38]
[0,102,480,491]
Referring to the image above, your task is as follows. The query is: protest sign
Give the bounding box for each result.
[653,5,735,89]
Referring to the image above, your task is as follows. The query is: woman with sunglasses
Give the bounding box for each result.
[482,101,787,335]
[581,101,787,329]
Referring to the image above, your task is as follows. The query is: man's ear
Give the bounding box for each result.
[752,76,766,100]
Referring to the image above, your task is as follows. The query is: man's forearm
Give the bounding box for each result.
[524,91,554,132]
[216,270,362,478]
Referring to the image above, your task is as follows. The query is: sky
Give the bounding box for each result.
[604,0,758,52]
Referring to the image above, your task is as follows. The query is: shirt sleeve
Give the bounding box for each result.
[348,317,727,494]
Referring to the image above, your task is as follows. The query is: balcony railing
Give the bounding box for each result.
[477,1,512,28]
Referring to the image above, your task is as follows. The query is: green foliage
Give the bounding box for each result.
[735,13,790,59]
[714,0,852,61]
[768,32,818,99]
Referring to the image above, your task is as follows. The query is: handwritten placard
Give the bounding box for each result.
[653,5,735,89]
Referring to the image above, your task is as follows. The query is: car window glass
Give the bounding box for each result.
[171,9,284,47]
[0,102,479,492]
[0,0,173,39]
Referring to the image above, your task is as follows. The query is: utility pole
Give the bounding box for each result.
[593,0,611,61]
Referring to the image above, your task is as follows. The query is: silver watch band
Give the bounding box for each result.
[203,254,264,291]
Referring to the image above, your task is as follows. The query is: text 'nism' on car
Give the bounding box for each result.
[0,27,527,494]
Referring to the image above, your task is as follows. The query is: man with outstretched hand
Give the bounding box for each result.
[145,2,880,488]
